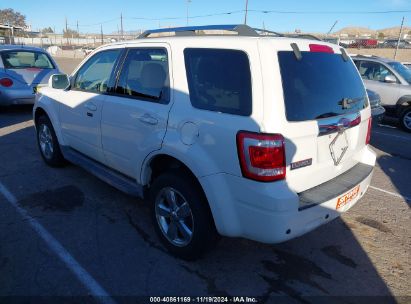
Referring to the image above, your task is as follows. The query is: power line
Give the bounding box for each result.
[249,9,411,14]
[68,9,411,28]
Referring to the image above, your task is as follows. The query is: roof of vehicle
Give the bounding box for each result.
[0,44,47,53]
[94,35,341,58]
[350,54,397,64]
[83,25,344,59]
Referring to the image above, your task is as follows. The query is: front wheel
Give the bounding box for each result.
[149,171,218,260]
[36,115,65,167]
[400,107,411,133]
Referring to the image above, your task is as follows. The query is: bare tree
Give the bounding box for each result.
[0,8,27,27]
[63,28,79,38]
[41,27,54,34]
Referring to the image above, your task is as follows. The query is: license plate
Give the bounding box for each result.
[336,185,360,210]
[329,131,349,165]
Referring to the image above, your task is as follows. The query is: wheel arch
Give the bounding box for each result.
[396,95,411,116]
[33,102,65,146]
[141,153,218,229]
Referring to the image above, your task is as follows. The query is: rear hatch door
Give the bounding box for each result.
[260,40,371,193]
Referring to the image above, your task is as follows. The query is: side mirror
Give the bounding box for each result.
[384,75,397,84]
[49,74,70,90]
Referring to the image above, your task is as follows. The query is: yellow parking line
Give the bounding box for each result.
[0,120,34,137]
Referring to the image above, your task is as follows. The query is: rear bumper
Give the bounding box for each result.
[0,88,36,105]
[200,146,376,243]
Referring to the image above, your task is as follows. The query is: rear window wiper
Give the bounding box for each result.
[315,112,339,119]
[338,97,363,110]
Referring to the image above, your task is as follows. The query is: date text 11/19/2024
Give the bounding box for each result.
[149,296,259,303]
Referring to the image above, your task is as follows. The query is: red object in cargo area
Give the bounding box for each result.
[349,39,378,49]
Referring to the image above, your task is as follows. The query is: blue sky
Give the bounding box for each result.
[3,0,411,34]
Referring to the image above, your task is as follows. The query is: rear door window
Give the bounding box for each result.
[184,48,252,116]
[278,51,367,121]
[1,51,54,69]
[115,48,169,103]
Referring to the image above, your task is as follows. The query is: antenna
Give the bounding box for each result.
[327,20,338,35]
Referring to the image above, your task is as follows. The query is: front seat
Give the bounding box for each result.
[139,63,166,98]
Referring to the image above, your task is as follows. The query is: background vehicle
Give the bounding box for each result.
[352,55,411,132]
[34,25,376,259]
[380,39,411,49]
[367,89,385,123]
[0,45,60,106]
[349,39,378,48]
[402,62,411,69]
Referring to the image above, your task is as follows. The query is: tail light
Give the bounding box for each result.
[366,117,372,145]
[236,131,286,182]
[0,78,13,87]
[309,44,334,53]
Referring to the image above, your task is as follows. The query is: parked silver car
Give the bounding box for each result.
[352,55,411,132]
[0,45,60,106]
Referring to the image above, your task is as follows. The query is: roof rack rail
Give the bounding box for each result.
[138,24,284,39]
[282,33,322,41]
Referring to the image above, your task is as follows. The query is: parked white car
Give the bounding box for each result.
[33,25,376,259]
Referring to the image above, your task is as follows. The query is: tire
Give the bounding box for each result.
[400,107,411,133]
[149,170,218,260]
[36,115,66,167]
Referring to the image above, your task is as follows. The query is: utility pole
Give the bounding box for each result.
[244,0,249,25]
[186,0,191,26]
[120,13,124,41]
[76,20,80,46]
[394,16,405,60]
[100,24,104,45]
[65,17,69,45]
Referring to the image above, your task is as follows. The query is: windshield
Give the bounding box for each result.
[388,61,411,84]
[1,50,54,69]
[278,51,367,121]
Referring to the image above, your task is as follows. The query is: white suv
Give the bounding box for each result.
[33,25,376,259]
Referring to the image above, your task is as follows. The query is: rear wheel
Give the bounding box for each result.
[400,107,411,133]
[149,171,218,260]
[36,115,65,167]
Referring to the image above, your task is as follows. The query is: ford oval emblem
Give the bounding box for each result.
[338,118,351,130]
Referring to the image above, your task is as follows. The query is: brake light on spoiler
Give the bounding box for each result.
[237,132,286,182]
[309,44,334,53]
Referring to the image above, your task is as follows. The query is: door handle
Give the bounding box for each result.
[139,113,158,125]
[85,102,97,111]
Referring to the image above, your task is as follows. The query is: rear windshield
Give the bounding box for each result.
[278,51,367,121]
[1,50,54,69]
